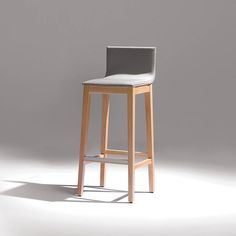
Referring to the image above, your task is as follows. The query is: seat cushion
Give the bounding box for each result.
[83,73,155,87]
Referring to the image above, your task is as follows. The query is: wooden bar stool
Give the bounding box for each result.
[77,46,156,203]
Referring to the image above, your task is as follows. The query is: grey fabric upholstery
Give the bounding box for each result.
[83,46,156,87]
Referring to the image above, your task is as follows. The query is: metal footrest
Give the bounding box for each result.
[84,155,128,165]
[84,154,152,168]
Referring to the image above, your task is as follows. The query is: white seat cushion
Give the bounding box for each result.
[83,73,155,87]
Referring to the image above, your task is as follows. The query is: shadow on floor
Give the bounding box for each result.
[1,180,149,203]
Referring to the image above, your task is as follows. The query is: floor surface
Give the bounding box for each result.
[1,150,236,236]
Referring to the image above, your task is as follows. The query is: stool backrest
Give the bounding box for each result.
[105,46,156,78]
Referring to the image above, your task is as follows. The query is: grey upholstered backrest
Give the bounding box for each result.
[105,46,156,77]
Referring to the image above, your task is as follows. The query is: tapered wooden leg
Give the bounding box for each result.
[145,85,155,193]
[127,88,135,203]
[77,85,91,196]
[100,94,110,187]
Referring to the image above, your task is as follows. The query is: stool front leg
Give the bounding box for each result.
[100,94,110,187]
[77,86,91,196]
[145,85,155,193]
[127,88,136,203]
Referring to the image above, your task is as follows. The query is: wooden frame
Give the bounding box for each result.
[77,86,91,196]
[77,84,155,202]
[100,94,110,187]
[85,84,151,95]
[105,148,146,157]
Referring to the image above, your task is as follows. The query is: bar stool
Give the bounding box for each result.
[77,46,156,203]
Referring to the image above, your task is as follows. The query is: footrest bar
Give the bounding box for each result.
[134,159,151,169]
[84,155,128,165]
[105,149,146,157]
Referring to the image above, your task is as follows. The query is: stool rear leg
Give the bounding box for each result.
[100,94,110,187]
[77,86,91,196]
[127,88,135,203]
[145,85,155,193]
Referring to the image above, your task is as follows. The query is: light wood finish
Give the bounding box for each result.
[100,94,110,186]
[85,155,151,168]
[87,84,150,95]
[134,159,151,170]
[77,86,91,196]
[77,84,155,202]
[105,148,146,157]
[88,85,129,94]
[135,85,150,95]
[127,87,135,203]
[85,156,128,165]
[145,84,155,192]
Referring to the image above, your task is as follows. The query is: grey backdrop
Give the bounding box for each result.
[0,0,236,168]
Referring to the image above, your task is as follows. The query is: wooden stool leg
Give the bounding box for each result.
[127,88,135,203]
[100,94,110,187]
[77,86,91,196]
[145,85,155,193]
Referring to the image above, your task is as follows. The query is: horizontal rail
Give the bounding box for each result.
[85,85,151,95]
[84,155,151,169]
[134,159,151,169]
[135,85,150,95]
[84,155,128,165]
[105,149,146,157]
[85,85,129,94]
